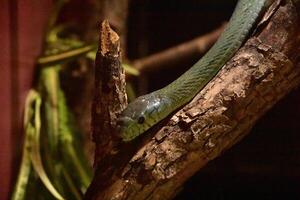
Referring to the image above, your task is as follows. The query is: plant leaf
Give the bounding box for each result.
[28,90,65,200]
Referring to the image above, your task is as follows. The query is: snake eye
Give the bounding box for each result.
[137,116,145,124]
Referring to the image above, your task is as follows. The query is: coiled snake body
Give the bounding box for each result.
[117,0,272,141]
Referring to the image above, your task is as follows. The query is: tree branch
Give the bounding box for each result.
[132,24,226,73]
[91,20,127,166]
[86,1,300,199]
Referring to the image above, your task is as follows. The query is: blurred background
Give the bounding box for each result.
[1,0,300,199]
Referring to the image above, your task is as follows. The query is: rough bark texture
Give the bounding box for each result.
[65,0,129,161]
[85,0,128,53]
[86,1,300,200]
[91,21,127,166]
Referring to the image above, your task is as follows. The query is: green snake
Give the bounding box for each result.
[117,0,273,142]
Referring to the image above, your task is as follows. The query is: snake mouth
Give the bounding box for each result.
[116,115,151,142]
[116,116,137,140]
[116,116,132,125]
[116,116,132,131]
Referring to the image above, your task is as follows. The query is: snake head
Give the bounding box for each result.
[117,93,169,142]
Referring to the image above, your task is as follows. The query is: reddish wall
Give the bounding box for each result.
[0,1,52,199]
[0,1,13,198]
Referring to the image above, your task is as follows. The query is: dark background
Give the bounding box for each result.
[128,0,238,93]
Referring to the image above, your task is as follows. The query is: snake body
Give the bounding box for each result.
[117,0,271,141]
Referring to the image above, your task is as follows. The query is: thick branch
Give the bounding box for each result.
[86,1,300,200]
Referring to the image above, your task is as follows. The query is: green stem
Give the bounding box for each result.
[57,89,92,190]
[45,0,69,43]
[61,167,82,200]
[65,143,91,189]
[38,44,97,66]
[11,91,36,200]
[29,90,65,200]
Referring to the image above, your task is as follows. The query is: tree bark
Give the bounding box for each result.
[91,20,127,166]
[66,0,129,162]
[85,1,300,199]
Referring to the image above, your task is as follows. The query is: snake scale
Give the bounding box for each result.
[117,0,273,142]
